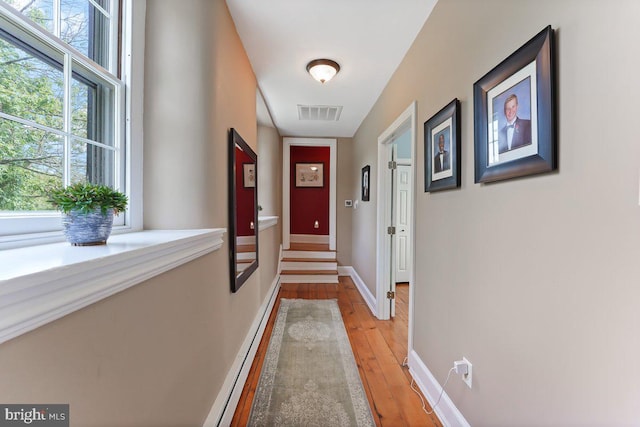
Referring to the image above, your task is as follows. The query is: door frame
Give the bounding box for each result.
[283,138,337,250]
[376,102,416,344]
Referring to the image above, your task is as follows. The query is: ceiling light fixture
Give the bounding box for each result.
[306,59,340,84]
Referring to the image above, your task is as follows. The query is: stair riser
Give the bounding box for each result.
[280,274,339,284]
[282,250,336,260]
[281,261,337,270]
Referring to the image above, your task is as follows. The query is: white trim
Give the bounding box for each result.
[282,250,336,260]
[408,350,471,427]
[0,229,224,345]
[376,102,417,328]
[282,138,337,251]
[1,224,139,251]
[281,260,336,270]
[258,216,278,231]
[123,0,146,233]
[338,266,377,317]
[290,234,329,244]
[204,246,282,427]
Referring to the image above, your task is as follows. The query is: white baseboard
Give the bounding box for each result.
[202,254,281,427]
[408,350,470,427]
[338,266,377,318]
[290,234,329,244]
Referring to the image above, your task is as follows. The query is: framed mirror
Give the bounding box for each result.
[228,128,258,292]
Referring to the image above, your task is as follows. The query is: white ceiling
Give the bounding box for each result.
[226,0,437,138]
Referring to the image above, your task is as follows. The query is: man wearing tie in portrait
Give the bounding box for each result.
[498,94,532,154]
[434,133,450,173]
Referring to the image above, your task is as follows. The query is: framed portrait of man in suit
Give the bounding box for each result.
[473,25,557,183]
[424,98,460,192]
[489,73,537,164]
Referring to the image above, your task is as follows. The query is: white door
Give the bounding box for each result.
[395,164,412,283]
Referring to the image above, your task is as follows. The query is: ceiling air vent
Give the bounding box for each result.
[297,104,343,121]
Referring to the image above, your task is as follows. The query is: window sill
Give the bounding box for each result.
[0,229,226,345]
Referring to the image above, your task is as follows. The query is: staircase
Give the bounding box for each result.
[236,244,256,273]
[280,243,338,283]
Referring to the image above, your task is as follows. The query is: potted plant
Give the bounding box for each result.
[49,182,128,246]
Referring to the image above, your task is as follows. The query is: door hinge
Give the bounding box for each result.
[387,226,396,235]
[387,291,395,299]
[388,161,397,170]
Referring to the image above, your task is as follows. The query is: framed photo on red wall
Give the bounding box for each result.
[243,163,255,188]
[295,163,324,187]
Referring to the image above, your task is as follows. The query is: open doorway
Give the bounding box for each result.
[394,129,413,286]
[282,138,337,251]
[376,102,416,354]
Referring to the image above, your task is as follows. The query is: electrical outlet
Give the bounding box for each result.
[462,357,472,388]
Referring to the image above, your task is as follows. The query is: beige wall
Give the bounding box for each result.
[352,0,640,425]
[257,125,282,217]
[0,255,226,426]
[351,124,379,294]
[0,1,282,426]
[257,124,284,294]
[336,137,354,266]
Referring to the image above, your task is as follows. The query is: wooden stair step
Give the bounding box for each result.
[282,258,336,263]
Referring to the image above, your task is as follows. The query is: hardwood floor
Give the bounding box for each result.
[231,277,443,426]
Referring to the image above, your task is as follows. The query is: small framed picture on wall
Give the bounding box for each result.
[361,165,370,201]
[295,163,324,187]
[424,99,461,192]
[473,25,557,183]
[243,163,255,188]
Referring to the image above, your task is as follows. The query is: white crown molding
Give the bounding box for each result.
[0,229,225,345]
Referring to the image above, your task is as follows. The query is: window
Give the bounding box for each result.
[0,0,124,240]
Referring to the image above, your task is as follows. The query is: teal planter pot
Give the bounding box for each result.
[62,208,114,246]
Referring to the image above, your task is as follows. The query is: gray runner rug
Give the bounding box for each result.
[248,298,375,426]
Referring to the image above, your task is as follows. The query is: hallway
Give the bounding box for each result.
[231,278,442,426]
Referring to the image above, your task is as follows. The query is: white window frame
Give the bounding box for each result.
[0,0,142,249]
[0,0,204,349]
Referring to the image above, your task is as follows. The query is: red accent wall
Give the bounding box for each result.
[235,147,255,236]
[290,146,329,235]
